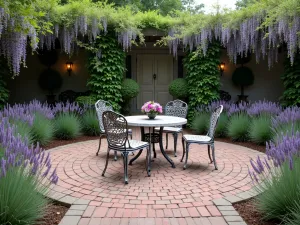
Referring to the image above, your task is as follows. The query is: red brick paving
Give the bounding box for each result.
[49,129,264,224]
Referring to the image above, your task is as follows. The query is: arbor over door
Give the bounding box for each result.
[137,54,173,109]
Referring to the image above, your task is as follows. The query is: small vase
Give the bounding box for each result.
[147,112,157,120]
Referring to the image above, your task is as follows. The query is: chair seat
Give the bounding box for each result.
[154,127,182,133]
[102,128,132,134]
[126,140,149,149]
[183,135,212,142]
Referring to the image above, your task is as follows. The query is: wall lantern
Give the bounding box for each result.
[219,62,225,76]
[66,62,73,76]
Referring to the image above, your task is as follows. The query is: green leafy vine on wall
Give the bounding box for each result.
[280,53,300,106]
[86,35,126,111]
[0,59,10,108]
[184,42,221,123]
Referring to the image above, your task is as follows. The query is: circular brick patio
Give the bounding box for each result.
[48,132,264,225]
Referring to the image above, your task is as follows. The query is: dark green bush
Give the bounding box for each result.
[168,78,188,99]
[192,112,210,134]
[249,116,272,145]
[81,110,100,136]
[0,168,48,225]
[31,113,55,146]
[121,78,139,100]
[75,95,97,107]
[215,114,229,138]
[54,113,81,140]
[227,113,250,141]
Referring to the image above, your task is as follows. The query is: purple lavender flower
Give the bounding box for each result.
[247,100,282,117]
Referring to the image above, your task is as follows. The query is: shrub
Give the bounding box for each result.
[227,113,250,141]
[121,79,139,100]
[192,112,210,134]
[75,95,97,107]
[168,78,188,100]
[12,119,34,145]
[31,113,55,146]
[0,168,48,225]
[215,114,228,138]
[54,113,81,139]
[249,116,273,145]
[81,109,100,136]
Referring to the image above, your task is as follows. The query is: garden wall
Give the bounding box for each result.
[220,50,285,102]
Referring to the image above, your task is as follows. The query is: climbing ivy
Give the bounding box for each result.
[87,35,125,111]
[280,53,300,106]
[184,42,221,123]
[0,59,10,108]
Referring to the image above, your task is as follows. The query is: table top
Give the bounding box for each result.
[125,115,187,127]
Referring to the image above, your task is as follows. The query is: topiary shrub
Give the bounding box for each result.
[121,78,139,115]
[31,113,55,146]
[249,115,273,145]
[81,109,100,136]
[191,112,210,134]
[38,68,63,95]
[232,66,254,97]
[227,113,250,141]
[215,114,229,138]
[169,78,188,100]
[54,113,81,140]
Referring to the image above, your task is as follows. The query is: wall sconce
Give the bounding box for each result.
[219,62,225,76]
[66,62,73,76]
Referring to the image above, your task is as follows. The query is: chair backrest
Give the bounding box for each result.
[95,100,113,132]
[165,100,188,127]
[102,111,128,149]
[207,105,223,139]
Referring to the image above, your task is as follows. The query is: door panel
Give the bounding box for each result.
[137,54,173,110]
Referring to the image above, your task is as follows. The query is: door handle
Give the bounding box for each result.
[153,74,157,80]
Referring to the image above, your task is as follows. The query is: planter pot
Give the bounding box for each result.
[147,112,157,120]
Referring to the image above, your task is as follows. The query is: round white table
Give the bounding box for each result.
[125,115,187,168]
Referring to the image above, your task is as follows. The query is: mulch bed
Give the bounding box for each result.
[44,135,99,150]
[215,137,266,153]
[37,203,69,225]
[233,198,279,225]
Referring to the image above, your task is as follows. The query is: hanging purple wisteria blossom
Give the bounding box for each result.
[117,29,137,51]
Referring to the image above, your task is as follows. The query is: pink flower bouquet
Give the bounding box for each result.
[141,101,163,119]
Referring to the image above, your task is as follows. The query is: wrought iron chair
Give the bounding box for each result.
[95,100,132,157]
[102,111,151,184]
[155,100,188,157]
[181,105,223,170]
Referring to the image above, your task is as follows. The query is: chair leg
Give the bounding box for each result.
[173,133,178,157]
[181,137,185,162]
[122,152,129,184]
[183,143,190,170]
[208,145,213,163]
[114,151,118,161]
[166,133,168,149]
[96,134,103,156]
[211,144,218,170]
[153,142,156,158]
[102,148,110,176]
[146,147,151,177]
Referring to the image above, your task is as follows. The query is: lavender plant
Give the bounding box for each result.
[227,112,251,141]
[247,100,282,117]
[54,113,81,140]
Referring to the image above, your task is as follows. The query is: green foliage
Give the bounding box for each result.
[191,112,210,134]
[75,95,97,107]
[0,167,48,225]
[0,146,4,159]
[168,78,188,100]
[256,157,300,222]
[0,59,10,108]
[215,114,229,138]
[81,109,100,136]
[227,113,250,142]
[12,120,34,145]
[87,35,125,111]
[54,113,81,140]
[31,113,55,146]
[121,78,140,100]
[280,53,300,106]
[272,120,300,143]
[249,115,273,145]
[184,42,221,123]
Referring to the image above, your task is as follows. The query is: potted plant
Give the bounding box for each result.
[168,78,188,101]
[141,101,163,119]
[38,68,63,104]
[232,66,254,103]
[121,78,139,115]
